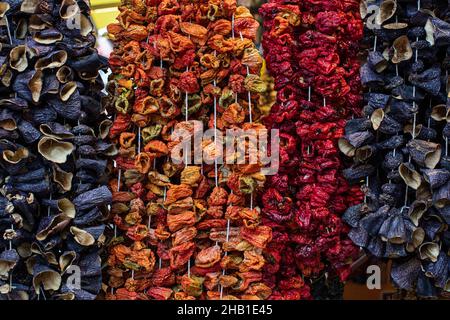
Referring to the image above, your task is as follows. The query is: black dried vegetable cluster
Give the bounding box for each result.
[341,0,450,298]
[0,0,112,300]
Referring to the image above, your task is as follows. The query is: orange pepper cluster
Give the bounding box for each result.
[104,0,272,300]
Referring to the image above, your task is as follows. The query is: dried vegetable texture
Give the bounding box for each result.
[341,0,450,298]
[0,0,111,300]
[104,0,272,300]
[259,0,364,300]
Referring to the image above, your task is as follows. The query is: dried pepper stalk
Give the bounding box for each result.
[342,0,450,298]
[104,0,272,300]
[259,0,364,300]
[0,0,111,300]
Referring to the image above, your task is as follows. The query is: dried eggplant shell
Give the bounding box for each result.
[399,162,422,190]
[407,139,441,169]
[37,137,74,163]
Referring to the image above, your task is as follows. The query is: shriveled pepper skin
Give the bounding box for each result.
[259,0,363,299]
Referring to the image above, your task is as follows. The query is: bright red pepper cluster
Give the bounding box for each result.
[259,0,364,299]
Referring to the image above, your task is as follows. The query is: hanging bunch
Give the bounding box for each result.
[0,0,110,300]
[105,0,272,300]
[259,0,364,300]
[341,0,450,298]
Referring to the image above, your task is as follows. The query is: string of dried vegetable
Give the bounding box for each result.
[104,0,272,300]
[259,0,364,300]
[342,0,450,298]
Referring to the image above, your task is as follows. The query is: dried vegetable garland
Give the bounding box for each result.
[342,0,450,298]
[104,0,272,300]
[0,0,111,300]
[259,0,364,300]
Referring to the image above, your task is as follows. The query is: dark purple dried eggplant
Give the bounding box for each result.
[376,134,405,150]
[367,51,388,73]
[416,271,438,298]
[409,66,441,96]
[384,241,407,258]
[426,17,450,47]
[367,236,385,257]
[378,208,407,244]
[360,205,390,237]
[422,168,450,189]
[344,118,372,135]
[361,63,385,87]
[365,92,390,109]
[0,0,110,300]
[348,226,369,247]
[382,151,403,171]
[73,186,112,211]
[391,258,422,290]
[342,164,376,182]
[389,99,418,122]
[342,204,364,228]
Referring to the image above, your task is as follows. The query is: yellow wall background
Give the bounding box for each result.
[91,0,119,29]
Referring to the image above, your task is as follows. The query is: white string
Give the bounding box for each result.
[210,50,223,294]
[111,159,121,294]
[306,86,312,155]
[239,31,253,123]
[3,15,15,294]
[404,0,422,208]
[241,31,255,209]
[213,51,219,188]
[363,28,381,203]
[219,16,240,300]
[159,52,166,270]
[219,217,232,300]
[446,137,448,157]
[185,92,189,122]
[4,17,12,46]
[147,159,157,232]
[117,167,121,191]
[40,286,46,300]
[47,193,52,216]
[231,14,235,39]
[187,260,191,277]
[445,52,449,156]
[8,225,12,251]
[364,176,369,204]
[137,127,141,154]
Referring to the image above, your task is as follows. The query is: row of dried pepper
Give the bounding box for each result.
[259,0,364,299]
[104,0,273,300]
[0,0,111,300]
[342,0,450,298]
